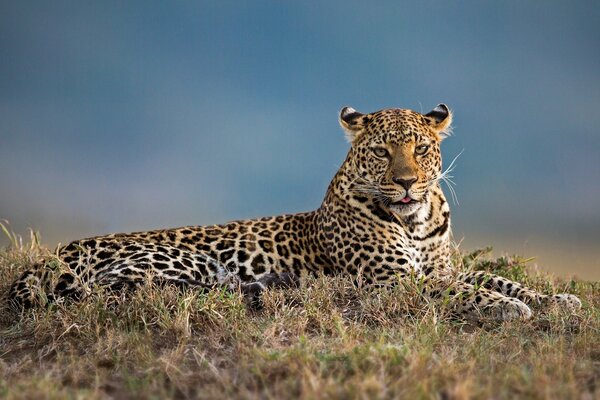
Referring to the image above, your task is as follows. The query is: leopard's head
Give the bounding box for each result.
[339,104,452,216]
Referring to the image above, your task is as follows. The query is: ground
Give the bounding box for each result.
[0,230,598,399]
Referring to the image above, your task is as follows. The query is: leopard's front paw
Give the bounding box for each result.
[484,297,533,321]
[548,293,582,312]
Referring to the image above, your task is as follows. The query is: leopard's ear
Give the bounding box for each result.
[339,106,369,143]
[424,104,453,139]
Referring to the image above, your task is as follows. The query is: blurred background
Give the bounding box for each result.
[1,1,598,280]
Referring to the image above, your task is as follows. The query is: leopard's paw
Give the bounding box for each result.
[485,297,533,321]
[549,293,582,312]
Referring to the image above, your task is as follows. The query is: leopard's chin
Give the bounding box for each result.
[388,199,422,216]
[389,201,421,216]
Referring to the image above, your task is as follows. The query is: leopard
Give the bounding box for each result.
[8,104,582,321]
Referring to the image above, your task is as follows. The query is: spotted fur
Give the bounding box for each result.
[9,105,581,320]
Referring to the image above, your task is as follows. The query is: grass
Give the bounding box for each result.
[0,230,598,399]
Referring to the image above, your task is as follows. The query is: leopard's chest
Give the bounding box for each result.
[359,211,451,276]
[383,223,448,273]
[322,194,451,276]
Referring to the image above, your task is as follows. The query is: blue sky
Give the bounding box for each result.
[1,1,599,278]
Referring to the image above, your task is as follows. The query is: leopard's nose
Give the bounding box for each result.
[392,176,417,190]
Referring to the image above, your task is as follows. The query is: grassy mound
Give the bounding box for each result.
[0,232,598,399]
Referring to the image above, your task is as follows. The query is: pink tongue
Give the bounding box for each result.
[400,196,412,204]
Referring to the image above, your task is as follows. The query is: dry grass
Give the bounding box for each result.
[0,232,598,399]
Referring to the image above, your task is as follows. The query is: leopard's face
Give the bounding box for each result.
[340,105,452,216]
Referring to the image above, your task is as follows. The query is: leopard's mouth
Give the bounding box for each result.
[390,196,418,206]
[387,195,423,216]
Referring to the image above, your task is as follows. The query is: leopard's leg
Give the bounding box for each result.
[95,251,299,310]
[8,266,54,309]
[373,269,532,321]
[422,276,532,321]
[8,241,125,309]
[458,271,582,312]
[9,238,298,310]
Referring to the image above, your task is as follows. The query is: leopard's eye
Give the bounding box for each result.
[415,144,429,155]
[373,147,389,158]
